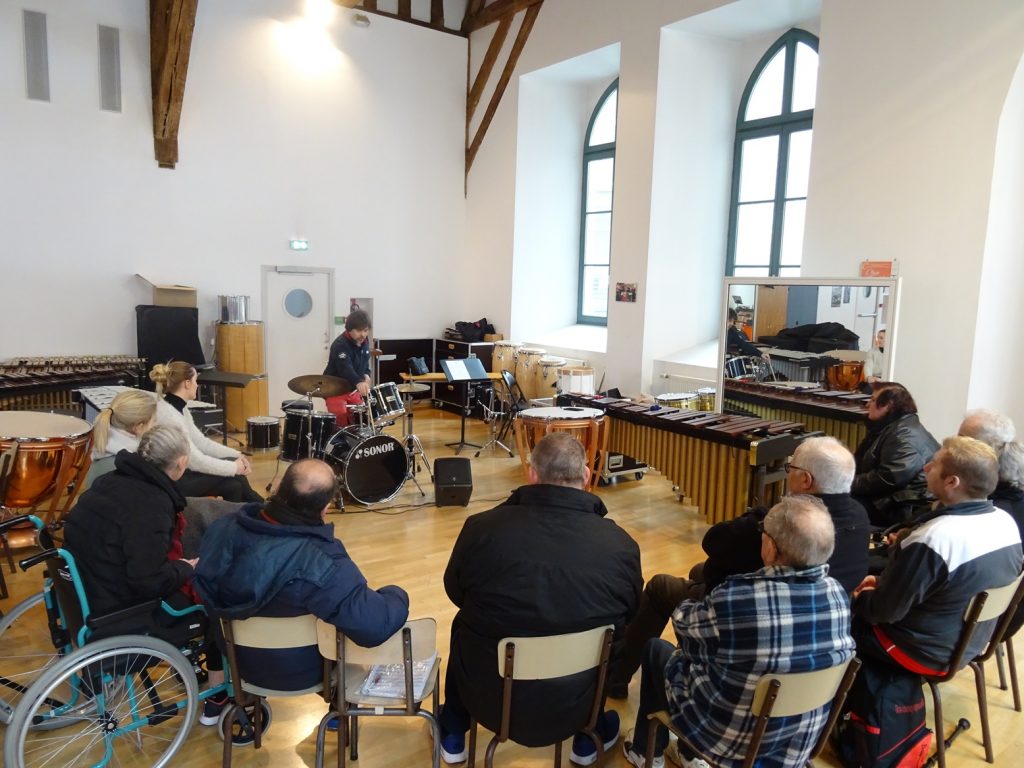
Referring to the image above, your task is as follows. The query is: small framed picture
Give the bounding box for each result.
[615,282,637,303]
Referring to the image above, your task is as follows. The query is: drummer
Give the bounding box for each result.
[726,308,767,360]
[324,309,372,428]
[150,362,263,503]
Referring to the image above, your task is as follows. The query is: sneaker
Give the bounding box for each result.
[199,693,229,726]
[439,730,467,764]
[622,739,664,768]
[665,741,710,768]
[325,715,340,732]
[569,710,620,766]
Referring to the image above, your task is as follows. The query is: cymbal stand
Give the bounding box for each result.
[401,391,432,493]
[475,385,513,458]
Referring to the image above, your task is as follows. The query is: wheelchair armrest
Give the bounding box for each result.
[19,548,59,572]
[87,599,161,630]
[159,599,206,618]
[1,514,39,534]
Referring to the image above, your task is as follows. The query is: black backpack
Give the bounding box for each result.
[834,660,932,768]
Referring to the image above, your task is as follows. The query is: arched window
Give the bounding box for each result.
[578,80,617,325]
[726,29,819,277]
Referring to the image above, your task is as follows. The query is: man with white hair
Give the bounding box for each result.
[608,436,868,699]
[621,496,855,768]
[959,409,1024,533]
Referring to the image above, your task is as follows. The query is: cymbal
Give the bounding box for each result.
[288,373,353,397]
[396,382,430,394]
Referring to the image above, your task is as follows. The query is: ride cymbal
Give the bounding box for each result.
[287,373,353,397]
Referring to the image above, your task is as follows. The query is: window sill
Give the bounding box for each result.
[527,324,607,355]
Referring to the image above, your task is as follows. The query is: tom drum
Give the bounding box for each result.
[367,382,405,425]
[281,410,337,461]
[246,416,280,452]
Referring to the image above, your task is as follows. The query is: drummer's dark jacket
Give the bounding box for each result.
[443,483,642,746]
[194,503,409,690]
[64,450,193,617]
[702,494,870,597]
[324,331,371,385]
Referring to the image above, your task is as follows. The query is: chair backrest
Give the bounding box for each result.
[933,572,1024,678]
[497,624,613,680]
[230,614,320,650]
[967,571,1024,664]
[316,617,437,665]
[500,370,527,409]
[751,658,854,718]
[223,614,324,698]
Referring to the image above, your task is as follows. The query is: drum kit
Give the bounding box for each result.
[273,373,432,508]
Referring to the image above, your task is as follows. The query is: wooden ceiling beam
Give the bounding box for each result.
[149,0,197,169]
[467,15,511,122]
[466,2,541,177]
[431,0,444,27]
[465,0,542,33]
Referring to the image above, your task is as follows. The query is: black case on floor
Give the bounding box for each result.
[434,457,473,507]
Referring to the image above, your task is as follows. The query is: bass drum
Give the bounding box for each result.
[324,430,407,505]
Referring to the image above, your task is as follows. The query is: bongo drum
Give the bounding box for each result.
[513,406,607,490]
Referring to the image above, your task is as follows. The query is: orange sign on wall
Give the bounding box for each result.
[860,260,894,278]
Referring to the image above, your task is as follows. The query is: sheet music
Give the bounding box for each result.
[446,359,469,380]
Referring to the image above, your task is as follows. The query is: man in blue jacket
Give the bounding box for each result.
[194,458,409,725]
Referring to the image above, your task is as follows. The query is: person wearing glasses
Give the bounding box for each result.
[620,496,855,768]
[607,436,869,700]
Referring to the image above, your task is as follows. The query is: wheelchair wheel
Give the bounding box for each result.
[0,590,65,726]
[218,699,273,746]
[4,634,198,768]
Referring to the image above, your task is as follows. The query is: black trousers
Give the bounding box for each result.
[176,469,263,503]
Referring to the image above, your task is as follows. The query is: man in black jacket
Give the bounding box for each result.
[607,436,869,699]
[323,309,372,427]
[437,433,642,766]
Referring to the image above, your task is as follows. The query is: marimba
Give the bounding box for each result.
[558,394,809,524]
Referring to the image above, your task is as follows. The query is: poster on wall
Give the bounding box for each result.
[615,282,637,302]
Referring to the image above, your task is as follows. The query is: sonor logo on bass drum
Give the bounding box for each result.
[356,442,397,459]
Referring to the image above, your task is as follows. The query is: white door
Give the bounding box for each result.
[263,267,334,417]
[853,286,879,351]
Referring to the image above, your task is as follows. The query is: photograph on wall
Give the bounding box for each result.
[615,282,637,303]
[842,286,851,304]
[830,287,842,308]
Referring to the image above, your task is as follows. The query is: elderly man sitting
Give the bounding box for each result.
[621,495,855,768]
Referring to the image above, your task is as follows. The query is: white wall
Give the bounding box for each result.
[0,0,466,361]
[803,0,1024,437]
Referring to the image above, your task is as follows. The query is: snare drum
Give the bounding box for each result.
[324,430,407,505]
[514,347,547,401]
[281,410,337,461]
[533,356,567,402]
[557,366,596,395]
[696,387,717,412]
[513,406,607,490]
[656,392,698,411]
[724,356,759,380]
[0,411,93,511]
[492,341,522,374]
[246,416,280,452]
[825,360,864,391]
[367,382,405,424]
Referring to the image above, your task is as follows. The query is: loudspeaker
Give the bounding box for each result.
[434,457,472,507]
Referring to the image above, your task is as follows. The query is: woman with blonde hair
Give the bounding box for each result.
[91,389,157,458]
[150,361,262,503]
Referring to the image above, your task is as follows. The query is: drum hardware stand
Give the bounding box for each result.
[475,386,513,458]
[446,383,483,455]
[400,391,433,482]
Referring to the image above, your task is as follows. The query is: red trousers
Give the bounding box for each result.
[324,391,364,428]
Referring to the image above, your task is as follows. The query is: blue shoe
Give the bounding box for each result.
[440,730,467,764]
[325,715,340,732]
[569,710,620,766]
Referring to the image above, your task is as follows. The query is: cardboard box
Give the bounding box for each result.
[483,333,504,342]
[136,274,197,308]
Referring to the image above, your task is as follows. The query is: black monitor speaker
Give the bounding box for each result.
[434,457,473,507]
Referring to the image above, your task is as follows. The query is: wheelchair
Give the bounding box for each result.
[0,514,245,768]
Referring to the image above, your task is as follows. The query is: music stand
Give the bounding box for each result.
[440,357,489,455]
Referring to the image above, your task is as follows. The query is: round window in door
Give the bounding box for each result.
[284,288,313,319]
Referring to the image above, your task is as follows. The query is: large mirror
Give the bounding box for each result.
[715,277,901,411]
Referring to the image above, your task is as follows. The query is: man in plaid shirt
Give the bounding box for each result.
[622,495,854,768]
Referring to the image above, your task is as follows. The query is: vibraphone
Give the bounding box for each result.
[723,380,868,451]
[558,393,808,524]
[0,356,146,413]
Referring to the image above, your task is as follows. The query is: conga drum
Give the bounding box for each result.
[513,406,607,490]
[491,341,522,375]
[514,348,547,401]
[533,356,567,403]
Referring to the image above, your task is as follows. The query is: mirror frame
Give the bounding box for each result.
[716,276,902,411]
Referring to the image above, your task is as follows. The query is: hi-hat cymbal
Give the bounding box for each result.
[288,373,353,397]
[396,382,430,394]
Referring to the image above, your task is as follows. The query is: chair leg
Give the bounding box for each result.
[351,714,359,760]
[222,703,237,768]
[2,534,15,574]
[469,719,478,768]
[996,644,1008,690]
[484,734,501,768]
[928,681,946,768]
[254,696,263,749]
[554,739,562,768]
[971,661,995,763]
[418,710,442,768]
[1007,638,1022,712]
[338,714,347,768]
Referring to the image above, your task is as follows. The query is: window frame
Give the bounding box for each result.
[577,78,618,326]
[725,29,819,278]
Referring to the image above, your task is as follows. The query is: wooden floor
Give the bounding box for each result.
[3,402,1023,766]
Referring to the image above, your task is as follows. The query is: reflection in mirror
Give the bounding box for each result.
[717,277,900,410]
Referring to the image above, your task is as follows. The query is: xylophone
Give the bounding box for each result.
[722,380,868,452]
[558,393,809,524]
[0,356,146,413]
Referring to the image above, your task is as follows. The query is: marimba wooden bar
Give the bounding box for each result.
[559,394,808,524]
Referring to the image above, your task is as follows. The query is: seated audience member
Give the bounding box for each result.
[852,382,939,527]
[608,436,868,699]
[863,329,887,384]
[439,432,642,766]
[63,425,224,687]
[193,458,409,723]
[622,495,854,768]
[90,389,157,458]
[959,408,1024,534]
[852,436,1023,676]
[150,361,262,503]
